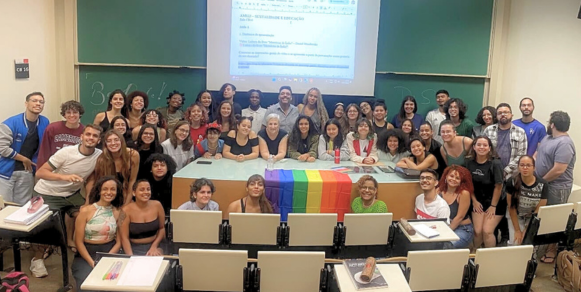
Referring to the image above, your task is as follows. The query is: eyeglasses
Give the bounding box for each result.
[497,111,511,116]
[519,164,534,168]
[419,176,435,181]
[361,186,376,191]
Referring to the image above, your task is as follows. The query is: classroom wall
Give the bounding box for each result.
[0,0,74,122]
[497,0,581,183]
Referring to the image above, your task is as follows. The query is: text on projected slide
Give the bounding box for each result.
[230,0,357,79]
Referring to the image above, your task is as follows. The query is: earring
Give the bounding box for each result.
[445,179,448,184]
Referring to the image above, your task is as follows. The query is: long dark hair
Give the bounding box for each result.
[136,123,162,153]
[195,90,216,120]
[401,118,418,137]
[88,176,123,208]
[322,119,344,150]
[106,89,127,111]
[216,101,237,127]
[289,115,317,146]
[510,155,536,209]
[397,96,418,121]
[246,174,273,214]
[444,98,468,120]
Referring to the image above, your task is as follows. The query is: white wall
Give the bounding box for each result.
[0,0,74,122]
[498,0,581,183]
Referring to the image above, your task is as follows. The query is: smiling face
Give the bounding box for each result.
[404,101,415,114]
[440,124,456,142]
[145,111,159,125]
[307,90,318,105]
[194,185,213,206]
[200,92,212,108]
[448,102,459,118]
[278,89,292,105]
[401,121,413,134]
[360,102,371,115]
[482,109,493,125]
[220,103,232,117]
[175,124,190,142]
[141,127,155,145]
[326,123,339,139]
[359,180,377,202]
[26,94,45,115]
[410,140,425,157]
[110,93,125,110]
[473,137,491,157]
[419,124,432,141]
[207,129,220,143]
[105,133,122,153]
[99,180,118,204]
[131,96,145,111]
[64,109,80,126]
[419,172,438,191]
[151,161,168,179]
[446,170,461,188]
[373,106,386,121]
[266,118,280,134]
[387,136,399,152]
[249,91,261,107]
[113,119,127,135]
[246,179,264,198]
[238,119,252,136]
[298,118,310,135]
[357,121,370,137]
[82,127,101,149]
[189,105,203,123]
[169,94,183,108]
[334,105,344,118]
[133,181,151,202]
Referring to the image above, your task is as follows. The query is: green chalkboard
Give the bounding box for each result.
[77,0,493,75]
[77,0,207,67]
[376,0,494,75]
[79,66,484,125]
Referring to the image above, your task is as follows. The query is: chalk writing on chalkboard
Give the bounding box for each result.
[88,81,170,107]
[393,86,434,106]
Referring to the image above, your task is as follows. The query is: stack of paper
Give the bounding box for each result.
[4,202,49,225]
[117,256,163,287]
[413,224,440,239]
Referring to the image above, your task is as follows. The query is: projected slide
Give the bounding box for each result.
[230,1,357,79]
[207,0,381,96]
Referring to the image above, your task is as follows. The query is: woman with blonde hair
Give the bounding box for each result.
[297,87,329,133]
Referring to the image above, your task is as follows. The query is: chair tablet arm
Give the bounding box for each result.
[218,222,225,244]
[522,215,540,245]
[243,264,254,292]
[461,264,470,292]
[566,212,577,232]
[319,265,332,292]
[523,258,538,289]
[176,264,183,292]
[253,266,261,291]
[167,222,174,241]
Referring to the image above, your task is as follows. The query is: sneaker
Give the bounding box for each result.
[30,258,48,278]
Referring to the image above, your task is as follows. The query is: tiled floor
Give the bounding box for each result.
[0,247,567,292]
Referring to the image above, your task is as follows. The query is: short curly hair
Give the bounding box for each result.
[357,175,378,190]
[60,100,85,117]
[475,106,497,126]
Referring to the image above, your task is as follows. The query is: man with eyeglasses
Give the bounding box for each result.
[483,103,527,180]
[512,97,547,156]
[415,169,450,220]
[0,92,49,205]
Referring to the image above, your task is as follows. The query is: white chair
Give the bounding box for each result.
[473,245,534,288]
[179,248,248,291]
[258,251,325,292]
[406,249,470,291]
[287,213,337,246]
[343,213,393,246]
[170,210,222,244]
[567,184,581,203]
[230,213,280,245]
[537,203,574,235]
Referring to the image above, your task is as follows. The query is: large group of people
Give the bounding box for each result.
[0,86,575,289]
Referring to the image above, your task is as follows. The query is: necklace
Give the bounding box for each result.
[362,198,375,208]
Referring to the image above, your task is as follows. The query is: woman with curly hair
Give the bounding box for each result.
[439,165,474,248]
[131,109,167,141]
[377,129,410,163]
[225,174,273,219]
[472,106,497,138]
[444,98,474,137]
[124,91,149,129]
[351,175,387,213]
[157,90,185,130]
[345,118,378,164]
[184,102,208,145]
[297,87,329,133]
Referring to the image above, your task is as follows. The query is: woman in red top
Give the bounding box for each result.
[185,102,208,145]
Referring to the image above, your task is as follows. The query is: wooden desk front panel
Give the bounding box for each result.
[172,178,421,220]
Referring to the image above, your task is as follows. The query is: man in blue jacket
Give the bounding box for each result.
[0,92,49,204]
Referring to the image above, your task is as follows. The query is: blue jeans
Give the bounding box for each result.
[451,223,474,248]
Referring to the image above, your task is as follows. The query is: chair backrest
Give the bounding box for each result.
[537,203,574,235]
[574,202,581,230]
[343,213,393,246]
[567,184,581,203]
[474,245,533,288]
[407,249,469,291]
[170,210,222,244]
[230,213,280,245]
[258,251,325,292]
[179,248,248,291]
[287,213,337,246]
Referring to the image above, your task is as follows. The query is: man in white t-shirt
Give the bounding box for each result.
[425,89,450,143]
[415,169,450,221]
[241,89,267,134]
[30,124,102,277]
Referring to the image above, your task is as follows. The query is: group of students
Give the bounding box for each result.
[0,85,575,288]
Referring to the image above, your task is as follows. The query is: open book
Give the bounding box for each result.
[343,259,388,290]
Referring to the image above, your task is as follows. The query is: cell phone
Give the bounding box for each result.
[196,161,212,165]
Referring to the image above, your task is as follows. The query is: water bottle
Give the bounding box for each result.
[267,154,274,170]
[334,148,340,164]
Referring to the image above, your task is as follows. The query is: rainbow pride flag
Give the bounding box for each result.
[264,169,352,221]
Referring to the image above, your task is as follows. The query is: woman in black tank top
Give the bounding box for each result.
[439,165,474,249]
[226,174,273,219]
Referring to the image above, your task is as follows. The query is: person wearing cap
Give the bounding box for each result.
[194,122,224,159]
[262,86,299,134]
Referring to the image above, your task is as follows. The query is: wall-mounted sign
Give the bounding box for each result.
[15,59,29,79]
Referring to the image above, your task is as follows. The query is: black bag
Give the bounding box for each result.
[393,167,421,179]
